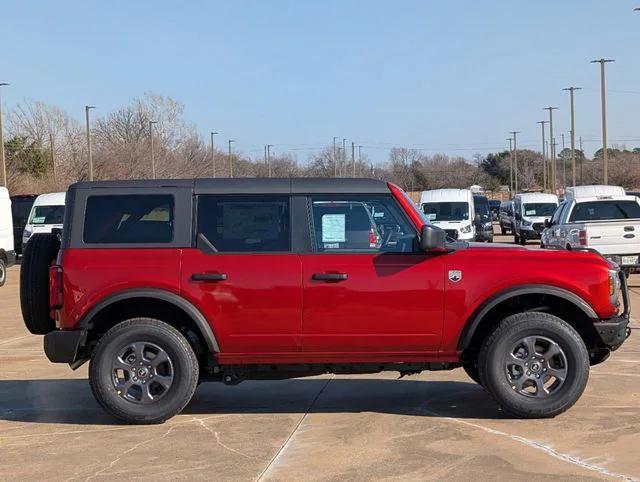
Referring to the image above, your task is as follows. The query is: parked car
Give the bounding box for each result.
[0,187,16,287]
[542,185,640,274]
[512,193,559,245]
[473,195,493,242]
[420,189,475,241]
[22,192,65,252]
[489,199,501,220]
[10,194,37,256]
[21,178,630,424]
[499,200,514,235]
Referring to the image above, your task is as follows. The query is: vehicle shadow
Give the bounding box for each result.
[0,377,508,426]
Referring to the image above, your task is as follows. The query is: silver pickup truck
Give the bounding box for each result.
[542,186,640,273]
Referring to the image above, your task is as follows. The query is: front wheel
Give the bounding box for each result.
[89,318,199,424]
[478,312,589,418]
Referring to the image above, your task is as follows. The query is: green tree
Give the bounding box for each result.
[5,136,49,178]
[480,150,510,184]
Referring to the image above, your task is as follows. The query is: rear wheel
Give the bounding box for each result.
[478,312,589,418]
[20,233,60,334]
[89,318,199,424]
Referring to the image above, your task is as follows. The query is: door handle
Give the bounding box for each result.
[312,273,348,281]
[192,273,228,282]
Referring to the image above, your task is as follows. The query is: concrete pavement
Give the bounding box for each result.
[1,234,640,480]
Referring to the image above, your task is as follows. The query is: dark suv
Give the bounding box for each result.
[21,178,630,424]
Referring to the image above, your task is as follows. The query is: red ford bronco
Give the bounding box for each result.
[20,178,630,424]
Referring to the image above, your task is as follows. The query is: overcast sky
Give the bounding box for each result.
[2,0,640,164]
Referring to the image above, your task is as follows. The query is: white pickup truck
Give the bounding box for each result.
[542,185,640,273]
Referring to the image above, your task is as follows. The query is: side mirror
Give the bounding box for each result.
[420,224,446,251]
[515,212,522,221]
[474,214,481,225]
[544,219,552,228]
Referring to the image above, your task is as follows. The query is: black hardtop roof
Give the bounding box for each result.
[69,177,390,195]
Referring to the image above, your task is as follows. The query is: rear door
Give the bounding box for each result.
[301,194,445,354]
[180,194,302,355]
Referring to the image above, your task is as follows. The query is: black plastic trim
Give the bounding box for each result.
[458,284,599,351]
[44,329,86,363]
[78,288,220,352]
[1,249,16,267]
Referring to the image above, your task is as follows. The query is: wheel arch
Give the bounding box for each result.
[78,288,220,354]
[458,285,600,357]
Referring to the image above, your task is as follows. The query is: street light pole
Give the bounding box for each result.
[228,139,235,177]
[537,121,548,191]
[511,131,520,193]
[591,58,615,184]
[563,87,581,186]
[0,83,9,187]
[85,105,96,181]
[210,131,218,178]
[544,107,558,192]
[149,120,158,179]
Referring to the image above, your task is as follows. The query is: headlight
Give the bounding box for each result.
[22,227,32,241]
[522,220,532,227]
[460,224,472,234]
[609,269,621,307]
[483,222,492,229]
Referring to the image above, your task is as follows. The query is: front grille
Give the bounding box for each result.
[533,223,544,233]
[445,229,458,240]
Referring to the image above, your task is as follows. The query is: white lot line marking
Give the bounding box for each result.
[591,371,640,378]
[256,376,334,481]
[422,409,636,481]
[0,335,30,346]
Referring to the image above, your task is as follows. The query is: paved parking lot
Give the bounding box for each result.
[2,231,640,480]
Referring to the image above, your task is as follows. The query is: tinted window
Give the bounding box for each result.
[523,203,557,217]
[29,205,65,225]
[84,195,174,244]
[11,197,36,227]
[473,196,490,221]
[570,200,640,222]
[310,195,415,253]
[197,195,290,252]
[422,202,469,221]
[550,202,566,224]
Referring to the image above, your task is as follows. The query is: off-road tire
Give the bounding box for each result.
[462,360,482,385]
[478,312,589,418]
[20,233,60,334]
[513,233,520,244]
[89,318,199,424]
[0,258,6,287]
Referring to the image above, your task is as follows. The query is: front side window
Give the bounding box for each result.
[310,195,416,253]
[550,202,565,225]
[523,203,557,217]
[569,200,640,222]
[197,195,290,252]
[421,202,469,222]
[83,195,174,244]
[29,205,65,225]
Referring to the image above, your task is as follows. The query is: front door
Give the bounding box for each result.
[181,194,302,355]
[301,194,445,354]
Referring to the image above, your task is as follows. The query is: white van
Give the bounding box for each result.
[0,187,16,287]
[419,189,475,241]
[512,192,559,245]
[22,192,66,252]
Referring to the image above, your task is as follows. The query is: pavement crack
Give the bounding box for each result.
[256,376,334,481]
[192,416,253,459]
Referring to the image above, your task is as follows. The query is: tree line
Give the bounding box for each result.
[4,93,640,195]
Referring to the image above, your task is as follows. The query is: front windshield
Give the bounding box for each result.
[523,203,557,217]
[422,202,469,222]
[29,205,65,225]
[474,198,491,221]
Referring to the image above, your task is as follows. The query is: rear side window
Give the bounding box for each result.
[83,195,174,244]
[570,200,640,222]
[310,195,416,253]
[197,195,290,252]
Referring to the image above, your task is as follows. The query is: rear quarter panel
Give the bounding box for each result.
[439,246,614,358]
[58,248,182,329]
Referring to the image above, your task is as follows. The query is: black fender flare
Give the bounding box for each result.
[78,288,220,353]
[457,284,598,351]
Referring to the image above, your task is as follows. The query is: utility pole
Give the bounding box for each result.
[0,83,8,188]
[579,136,584,184]
[210,131,218,177]
[507,137,513,192]
[149,120,158,179]
[544,107,558,192]
[351,142,355,177]
[49,132,56,182]
[228,139,235,177]
[333,137,338,177]
[591,58,615,184]
[85,105,95,181]
[511,131,520,193]
[537,121,547,191]
[342,138,347,177]
[267,144,273,177]
[561,133,566,189]
[563,87,581,186]
[358,145,363,176]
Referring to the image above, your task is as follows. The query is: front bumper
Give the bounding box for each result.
[44,330,87,364]
[594,316,630,349]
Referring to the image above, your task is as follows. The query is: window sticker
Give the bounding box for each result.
[373,212,385,218]
[525,210,536,216]
[426,213,437,221]
[31,216,46,224]
[322,214,346,243]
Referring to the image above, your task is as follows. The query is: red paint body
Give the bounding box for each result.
[54,185,617,366]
